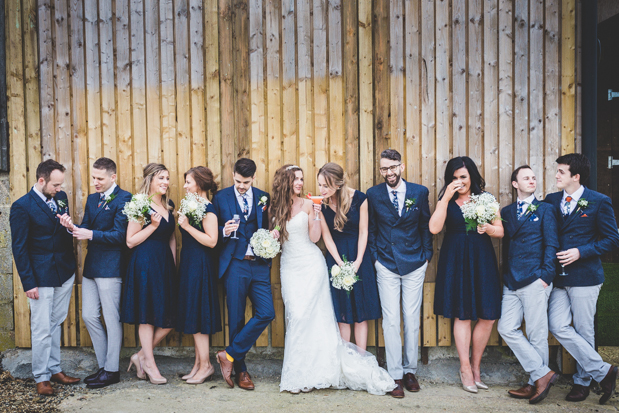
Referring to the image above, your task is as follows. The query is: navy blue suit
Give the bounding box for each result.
[10,189,76,292]
[79,186,132,279]
[212,186,274,373]
[544,188,619,287]
[501,199,560,290]
[367,181,433,273]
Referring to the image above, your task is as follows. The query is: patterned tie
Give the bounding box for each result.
[97,193,105,208]
[391,190,399,215]
[46,199,57,214]
[564,196,572,217]
[242,194,249,219]
[517,201,525,220]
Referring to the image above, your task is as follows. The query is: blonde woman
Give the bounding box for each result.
[122,163,177,384]
[317,163,380,351]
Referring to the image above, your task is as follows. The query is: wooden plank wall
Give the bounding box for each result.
[6,0,579,349]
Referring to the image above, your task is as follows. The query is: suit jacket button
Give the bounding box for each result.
[392,242,395,245]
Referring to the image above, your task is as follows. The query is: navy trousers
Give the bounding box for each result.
[224,258,275,373]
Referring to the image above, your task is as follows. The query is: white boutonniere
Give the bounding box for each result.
[527,204,537,213]
[105,193,117,204]
[405,197,416,212]
[577,198,588,209]
[57,199,67,209]
[258,195,268,211]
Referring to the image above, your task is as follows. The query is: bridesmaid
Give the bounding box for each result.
[317,163,381,350]
[429,156,503,394]
[122,163,177,384]
[176,166,221,384]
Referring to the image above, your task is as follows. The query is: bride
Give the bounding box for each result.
[270,165,396,395]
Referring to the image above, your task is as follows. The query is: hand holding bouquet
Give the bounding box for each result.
[330,256,360,296]
[460,192,501,234]
[250,227,281,259]
[122,194,155,226]
[178,192,208,229]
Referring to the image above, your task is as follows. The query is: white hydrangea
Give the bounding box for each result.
[460,192,501,233]
[122,193,153,225]
[178,192,208,229]
[250,228,281,259]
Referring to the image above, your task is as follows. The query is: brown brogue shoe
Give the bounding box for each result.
[508,384,536,399]
[237,371,255,390]
[403,373,420,392]
[50,372,80,385]
[390,379,405,398]
[36,381,54,396]
[530,371,559,404]
[565,384,590,402]
[216,351,234,388]
[599,365,618,405]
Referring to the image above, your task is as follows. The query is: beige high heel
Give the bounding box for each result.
[186,365,215,384]
[460,371,478,394]
[127,353,146,380]
[141,360,167,385]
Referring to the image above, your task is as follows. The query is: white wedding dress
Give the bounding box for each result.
[278,211,396,395]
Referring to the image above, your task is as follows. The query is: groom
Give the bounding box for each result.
[367,149,433,398]
[212,158,275,390]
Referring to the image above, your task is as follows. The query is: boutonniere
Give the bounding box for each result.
[575,198,592,216]
[57,199,67,209]
[105,193,117,204]
[258,195,268,211]
[526,204,538,214]
[405,198,416,212]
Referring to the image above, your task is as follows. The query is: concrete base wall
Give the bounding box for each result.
[0,171,14,351]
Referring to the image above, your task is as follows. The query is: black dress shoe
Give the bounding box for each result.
[86,370,121,389]
[599,365,618,405]
[565,384,590,402]
[84,368,104,385]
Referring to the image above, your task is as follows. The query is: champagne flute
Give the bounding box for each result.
[231,214,241,240]
[558,250,568,276]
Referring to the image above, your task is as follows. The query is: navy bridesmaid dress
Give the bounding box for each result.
[322,190,382,324]
[176,203,222,335]
[434,200,502,320]
[121,201,178,328]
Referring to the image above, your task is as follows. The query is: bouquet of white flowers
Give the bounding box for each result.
[249,227,281,259]
[178,192,208,229]
[460,192,501,233]
[330,256,359,296]
[122,193,154,226]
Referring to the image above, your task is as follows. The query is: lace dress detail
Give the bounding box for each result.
[278,211,396,395]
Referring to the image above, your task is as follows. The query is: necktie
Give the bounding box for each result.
[46,199,57,213]
[97,193,105,208]
[564,196,572,216]
[517,201,525,220]
[242,194,249,219]
[391,190,399,215]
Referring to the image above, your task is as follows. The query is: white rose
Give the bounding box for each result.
[343,275,355,287]
[187,200,198,211]
[331,265,341,277]
[261,239,271,248]
[475,205,486,216]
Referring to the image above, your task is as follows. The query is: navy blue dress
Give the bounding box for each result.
[121,202,177,328]
[322,190,381,323]
[176,203,222,335]
[434,200,502,320]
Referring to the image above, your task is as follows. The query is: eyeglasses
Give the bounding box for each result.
[379,164,402,174]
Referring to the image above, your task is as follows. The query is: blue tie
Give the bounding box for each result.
[391,190,399,215]
[242,194,249,219]
[517,201,525,220]
[46,199,57,214]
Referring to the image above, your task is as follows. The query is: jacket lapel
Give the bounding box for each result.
[92,186,120,223]
[227,188,241,221]
[30,189,58,223]
[561,187,587,230]
[397,182,415,222]
[380,183,401,220]
[254,189,263,228]
[512,198,538,237]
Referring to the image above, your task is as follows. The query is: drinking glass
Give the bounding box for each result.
[231,214,241,239]
[310,196,324,221]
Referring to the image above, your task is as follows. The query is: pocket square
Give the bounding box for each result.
[581,213,588,218]
[105,206,110,211]
[528,214,539,222]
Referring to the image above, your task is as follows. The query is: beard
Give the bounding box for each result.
[40,183,55,199]
[383,172,402,188]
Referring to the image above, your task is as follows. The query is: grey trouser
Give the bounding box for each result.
[548,284,611,386]
[29,274,75,383]
[82,277,123,372]
[498,279,552,384]
[376,260,427,380]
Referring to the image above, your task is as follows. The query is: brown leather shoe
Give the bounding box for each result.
[529,371,558,404]
[50,371,80,385]
[36,381,54,396]
[390,379,405,398]
[565,384,590,402]
[508,384,536,399]
[599,365,618,405]
[216,351,234,388]
[237,371,255,390]
[403,373,420,392]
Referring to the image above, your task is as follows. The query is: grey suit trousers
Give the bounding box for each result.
[82,277,123,372]
[498,279,552,384]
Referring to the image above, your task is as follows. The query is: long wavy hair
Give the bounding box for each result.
[270,164,303,244]
[318,163,351,231]
[138,163,172,210]
[437,156,485,202]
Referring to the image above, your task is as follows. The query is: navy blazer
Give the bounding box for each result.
[10,189,77,292]
[544,187,619,287]
[367,180,433,275]
[78,186,132,279]
[212,186,271,278]
[501,199,559,290]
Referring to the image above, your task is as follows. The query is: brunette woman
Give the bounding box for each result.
[429,156,503,394]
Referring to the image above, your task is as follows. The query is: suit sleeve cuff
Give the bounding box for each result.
[540,273,555,285]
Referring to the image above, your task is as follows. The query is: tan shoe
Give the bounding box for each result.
[237,371,255,390]
[216,351,234,388]
[530,371,559,404]
[36,381,54,396]
[50,371,80,385]
[508,384,536,399]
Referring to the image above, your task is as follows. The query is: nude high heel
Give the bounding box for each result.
[127,353,146,380]
[186,366,215,384]
[460,371,478,394]
[141,359,167,385]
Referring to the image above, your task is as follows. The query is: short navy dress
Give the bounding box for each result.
[121,202,178,328]
[434,200,502,320]
[176,203,222,335]
[322,190,382,324]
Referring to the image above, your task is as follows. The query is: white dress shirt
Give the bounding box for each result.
[102,183,117,199]
[387,179,407,216]
[32,185,57,209]
[562,185,584,215]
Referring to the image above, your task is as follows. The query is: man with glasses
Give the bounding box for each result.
[367,149,433,398]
